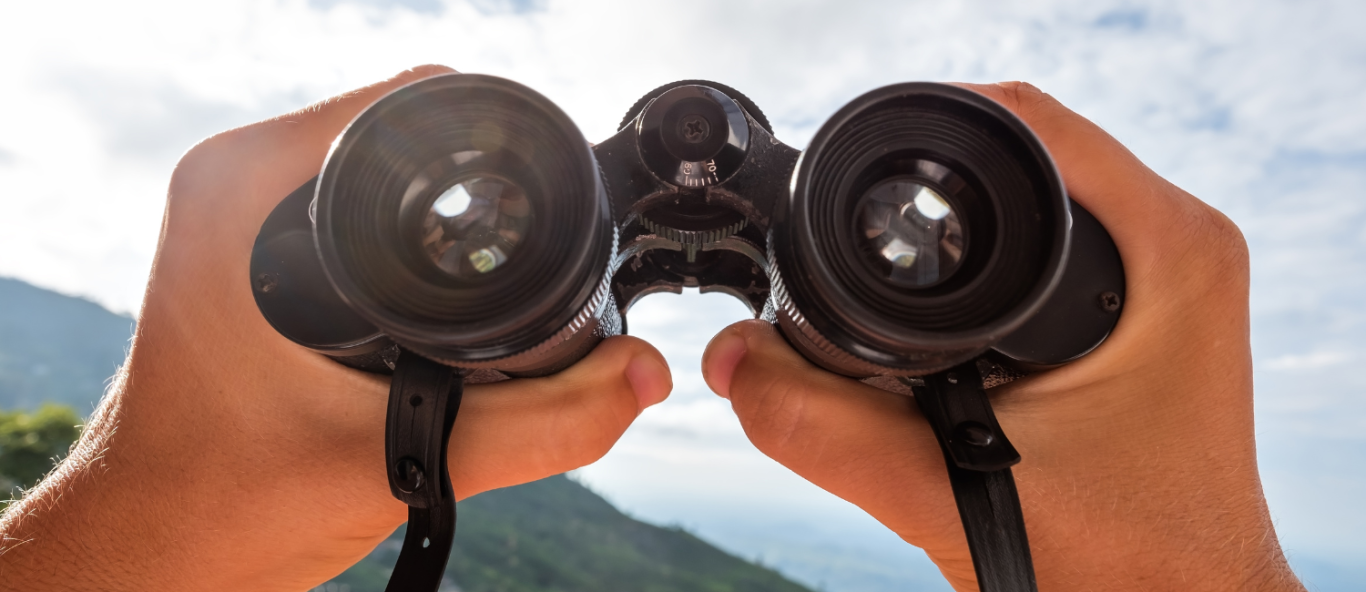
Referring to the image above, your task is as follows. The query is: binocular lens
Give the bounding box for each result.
[855,174,966,288]
[775,83,1069,375]
[314,74,614,368]
[421,172,534,278]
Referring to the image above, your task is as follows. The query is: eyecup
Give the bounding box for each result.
[314,73,616,368]
[774,82,1070,375]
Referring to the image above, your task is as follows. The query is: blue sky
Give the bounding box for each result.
[0,1,1363,590]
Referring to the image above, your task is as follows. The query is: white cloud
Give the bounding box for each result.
[1266,350,1354,371]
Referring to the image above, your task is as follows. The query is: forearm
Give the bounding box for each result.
[0,386,184,590]
[943,353,1303,591]
[1015,464,1301,591]
[0,369,399,591]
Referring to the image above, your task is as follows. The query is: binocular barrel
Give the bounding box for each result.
[251,74,1123,380]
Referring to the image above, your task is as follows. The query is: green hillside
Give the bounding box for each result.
[330,474,811,592]
[0,404,81,497]
[0,277,814,592]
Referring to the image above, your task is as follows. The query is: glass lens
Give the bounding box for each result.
[422,175,533,278]
[855,178,965,287]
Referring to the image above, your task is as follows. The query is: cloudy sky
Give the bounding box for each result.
[1,0,1363,589]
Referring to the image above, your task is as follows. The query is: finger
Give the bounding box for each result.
[447,335,672,500]
[953,82,1251,374]
[701,320,971,571]
[150,65,458,334]
[169,64,458,228]
[951,82,1233,278]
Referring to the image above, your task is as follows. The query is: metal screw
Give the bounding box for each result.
[1100,291,1122,312]
[254,272,278,294]
[679,114,710,144]
[954,422,995,448]
[393,458,425,494]
[946,372,959,385]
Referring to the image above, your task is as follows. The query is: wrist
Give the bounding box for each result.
[0,386,154,590]
[0,358,403,591]
[1020,476,1302,592]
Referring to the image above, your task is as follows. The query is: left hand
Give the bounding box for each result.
[0,66,673,591]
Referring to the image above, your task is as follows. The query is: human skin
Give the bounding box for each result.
[0,65,673,591]
[702,82,1305,591]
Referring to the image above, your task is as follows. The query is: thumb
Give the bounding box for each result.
[700,320,974,580]
[448,334,672,500]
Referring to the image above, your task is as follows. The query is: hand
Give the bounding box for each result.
[0,66,673,591]
[702,82,1302,591]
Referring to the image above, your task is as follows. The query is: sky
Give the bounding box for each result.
[1,0,1364,590]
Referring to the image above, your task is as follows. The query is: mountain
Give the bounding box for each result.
[0,277,135,413]
[0,277,814,592]
[330,474,812,592]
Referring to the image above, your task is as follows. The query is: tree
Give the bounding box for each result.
[0,403,82,505]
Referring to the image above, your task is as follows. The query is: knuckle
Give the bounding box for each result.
[172,132,230,181]
[1185,204,1250,270]
[994,81,1060,120]
[167,128,254,206]
[1157,202,1250,294]
[392,64,456,84]
[552,374,637,458]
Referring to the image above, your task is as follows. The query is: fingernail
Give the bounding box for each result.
[704,330,748,399]
[625,354,671,413]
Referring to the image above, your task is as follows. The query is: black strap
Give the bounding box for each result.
[384,350,464,592]
[909,362,1038,592]
[375,348,1030,591]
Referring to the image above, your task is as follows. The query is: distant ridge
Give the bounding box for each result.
[332,474,814,592]
[0,277,134,413]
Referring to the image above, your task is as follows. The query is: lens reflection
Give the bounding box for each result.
[422,175,533,278]
[855,178,965,287]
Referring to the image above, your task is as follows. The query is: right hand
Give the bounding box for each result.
[702,82,1303,591]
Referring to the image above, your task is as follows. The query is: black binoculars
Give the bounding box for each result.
[250,74,1124,592]
[252,74,1122,381]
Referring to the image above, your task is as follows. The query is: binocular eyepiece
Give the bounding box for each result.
[251,74,1123,379]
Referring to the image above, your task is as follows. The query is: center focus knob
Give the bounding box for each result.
[637,85,751,188]
[679,114,711,144]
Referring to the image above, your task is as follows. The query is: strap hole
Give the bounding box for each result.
[422,537,431,548]
[409,395,424,407]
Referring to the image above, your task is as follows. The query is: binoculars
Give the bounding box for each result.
[250,74,1124,592]
[251,74,1122,381]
